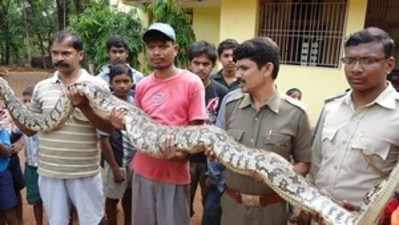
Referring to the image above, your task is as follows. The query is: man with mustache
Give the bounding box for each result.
[187,41,228,224]
[299,27,399,224]
[10,31,112,225]
[209,37,312,225]
[212,39,240,91]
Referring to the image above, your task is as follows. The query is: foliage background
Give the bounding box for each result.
[69,1,143,71]
[0,0,196,73]
[145,0,196,68]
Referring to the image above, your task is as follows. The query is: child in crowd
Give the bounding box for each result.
[100,63,136,225]
[0,99,19,225]
[22,86,43,225]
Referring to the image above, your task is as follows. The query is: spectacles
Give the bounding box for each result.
[341,57,387,66]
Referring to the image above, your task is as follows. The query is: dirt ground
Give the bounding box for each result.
[2,66,204,225]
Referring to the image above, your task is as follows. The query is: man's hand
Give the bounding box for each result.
[110,108,127,130]
[249,171,264,184]
[204,145,218,161]
[341,201,360,211]
[159,135,187,160]
[287,210,325,225]
[10,137,25,155]
[160,135,177,159]
[111,168,126,183]
[68,85,88,108]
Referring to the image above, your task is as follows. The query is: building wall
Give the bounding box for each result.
[219,0,258,42]
[212,0,368,123]
[192,7,221,45]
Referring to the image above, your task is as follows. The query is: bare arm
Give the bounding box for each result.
[77,103,114,133]
[1,111,36,136]
[0,143,10,157]
[68,86,114,133]
[99,136,125,182]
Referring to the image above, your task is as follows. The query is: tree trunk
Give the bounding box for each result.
[23,0,34,64]
[0,0,11,64]
[37,33,47,68]
[5,31,10,64]
[73,0,83,15]
[56,0,69,30]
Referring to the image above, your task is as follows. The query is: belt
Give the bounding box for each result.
[225,186,284,207]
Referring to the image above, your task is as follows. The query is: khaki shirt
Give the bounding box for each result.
[311,83,399,206]
[223,90,312,195]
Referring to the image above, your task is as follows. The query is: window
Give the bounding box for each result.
[258,0,347,68]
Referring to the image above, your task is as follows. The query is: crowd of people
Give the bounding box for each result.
[0,22,398,225]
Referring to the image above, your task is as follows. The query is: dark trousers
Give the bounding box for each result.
[190,161,207,216]
[202,184,223,225]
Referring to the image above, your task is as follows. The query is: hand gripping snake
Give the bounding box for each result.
[0,77,397,225]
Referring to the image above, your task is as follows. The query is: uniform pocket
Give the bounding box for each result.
[321,128,338,142]
[263,132,291,157]
[350,135,391,177]
[352,136,391,161]
[227,129,244,142]
[319,128,339,161]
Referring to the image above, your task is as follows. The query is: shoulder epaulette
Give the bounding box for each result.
[282,95,307,112]
[224,89,244,105]
[324,92,347,103]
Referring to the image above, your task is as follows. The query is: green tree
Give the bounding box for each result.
[69,2,144,71]
[0,0,26,64]
[145,0,196,67]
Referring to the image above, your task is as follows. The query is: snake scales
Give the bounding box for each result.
[0,77,398,225]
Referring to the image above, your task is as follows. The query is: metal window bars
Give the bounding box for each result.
[258,0,347,68]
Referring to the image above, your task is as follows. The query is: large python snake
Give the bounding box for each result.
[0,77,397,225]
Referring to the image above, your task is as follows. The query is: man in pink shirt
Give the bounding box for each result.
[125,23,207,225]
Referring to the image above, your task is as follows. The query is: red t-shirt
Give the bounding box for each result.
[131,69,208,185]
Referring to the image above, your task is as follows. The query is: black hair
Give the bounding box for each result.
[143,31,174,44]
[22,86,34,96]
[234,37,280,79]
[52,31,83,51]
[187,41,217,65]
[106,35,129,51]
[286,88,302,96]
[109,64,133,82]
[217,39,239,56]
[345,27,395,57]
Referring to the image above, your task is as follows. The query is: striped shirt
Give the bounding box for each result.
[31,69,108,179]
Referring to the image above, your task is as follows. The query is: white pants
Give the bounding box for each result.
[38,174,104,225]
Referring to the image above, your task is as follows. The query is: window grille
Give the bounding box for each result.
[258,0,347,68]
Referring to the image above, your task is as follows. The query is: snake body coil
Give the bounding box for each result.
[0,77,397,225]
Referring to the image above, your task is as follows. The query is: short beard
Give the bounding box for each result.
[151,63,173,70]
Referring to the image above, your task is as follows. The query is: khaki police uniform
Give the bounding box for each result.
[311,83,399,207]
[220,90,312,225]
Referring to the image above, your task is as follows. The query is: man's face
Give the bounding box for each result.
[51,39,83,74]
[109,46,129,65]
[288,91,302,101]
[145,40,178,70]
[219,48,236,73]
[111,74,133,99]
[22,94,32,105]
[344,42,395,93]
[236,58,271,93]
[189,54,214,85]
